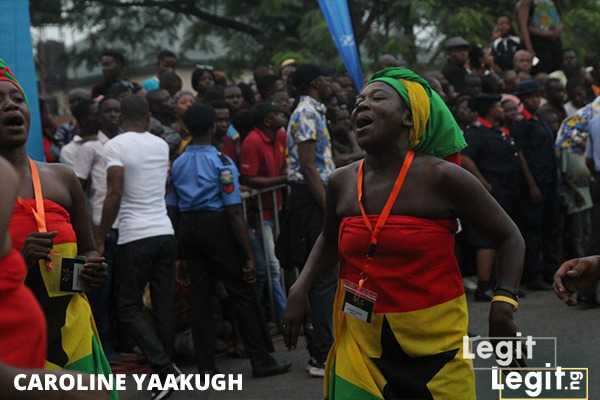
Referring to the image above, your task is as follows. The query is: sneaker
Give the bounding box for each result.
[463,277,478,292]
[308,363,325,378]
[306,357,318,373]
[151,363,183,400]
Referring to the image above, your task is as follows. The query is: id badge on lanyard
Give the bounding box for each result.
[343,279,378,322]
[342,150,414,323]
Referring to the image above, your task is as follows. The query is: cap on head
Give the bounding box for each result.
[445,37,470,51]
[468,94,502,116]
[252,101,283,127]
[515,79,541,98]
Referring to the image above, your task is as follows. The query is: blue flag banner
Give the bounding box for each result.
[0,0,44,160]
[318,0,364,91]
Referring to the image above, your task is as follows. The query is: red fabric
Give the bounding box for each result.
[43,137,56,163]
[521,108,535,121]
[338,215,464,313]
[9,199,76,250]
[0,248,46,368]
[477,117,494,129]
[240,128,287,220]
[222,136,239,165]
[444,153,462,166]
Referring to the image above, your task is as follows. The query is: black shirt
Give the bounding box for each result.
[510,113,557,185]
[442,62,467,94]
[463,121,521,187]
[491,35,522,71]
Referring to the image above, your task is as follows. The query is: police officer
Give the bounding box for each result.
[171,103,291,377]
[462,94,522,301]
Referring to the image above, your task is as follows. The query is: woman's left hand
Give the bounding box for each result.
[80,256,107,289]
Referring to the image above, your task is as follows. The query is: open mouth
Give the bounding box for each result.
[355,114,374,131]
[3,113,25,129]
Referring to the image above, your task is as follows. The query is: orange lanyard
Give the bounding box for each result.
[28,159,48,233]
[356,150,414,288]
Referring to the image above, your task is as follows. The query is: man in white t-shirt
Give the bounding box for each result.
[96,95,180,398]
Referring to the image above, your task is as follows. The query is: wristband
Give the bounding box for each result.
[491,295,519,311]
[494,287,519,300]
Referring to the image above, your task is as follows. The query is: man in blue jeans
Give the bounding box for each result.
[285,64,337,377]
[240,102,289,323]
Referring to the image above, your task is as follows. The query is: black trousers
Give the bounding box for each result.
[178,210,273,372]
[531,36,562,74]
[519,182,560,281]
[116,235,177,370]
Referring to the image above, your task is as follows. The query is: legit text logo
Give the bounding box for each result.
[463,334,588,399]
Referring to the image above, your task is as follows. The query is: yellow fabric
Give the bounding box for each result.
[62,294,95,364]
[325,283,475,400]
[39,241,98,367]
[400,79,430,148]
[45,360,61,371]
[178,136,192,155]
[39,242,78,297]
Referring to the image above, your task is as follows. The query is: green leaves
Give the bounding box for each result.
[32,0,600,74]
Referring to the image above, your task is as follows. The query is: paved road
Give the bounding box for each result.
[121,290,599,399]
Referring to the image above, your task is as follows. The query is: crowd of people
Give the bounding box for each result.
[2,0,600,398]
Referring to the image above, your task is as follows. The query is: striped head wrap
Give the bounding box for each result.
[0,59,25,95]
[368,67,466,159]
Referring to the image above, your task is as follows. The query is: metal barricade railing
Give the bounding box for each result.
[241,184,289,319]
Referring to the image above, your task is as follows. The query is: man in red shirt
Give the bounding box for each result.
[240,103,288,324]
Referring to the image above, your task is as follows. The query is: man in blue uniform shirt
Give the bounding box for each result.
[171,103,291,378]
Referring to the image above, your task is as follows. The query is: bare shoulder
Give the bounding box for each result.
[38,162,78,187]
[329,160,360,192]
[414,154,479,190]
[0,157,17,186]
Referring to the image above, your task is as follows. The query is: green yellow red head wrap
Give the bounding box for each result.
[368,67,466,159]
[0,59,25,96]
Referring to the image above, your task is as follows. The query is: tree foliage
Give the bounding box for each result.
[33,0,600,73]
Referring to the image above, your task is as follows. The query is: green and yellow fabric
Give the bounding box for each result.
[368,67,467,159]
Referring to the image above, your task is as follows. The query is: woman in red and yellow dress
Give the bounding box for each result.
[0,60,113,397]
[285,68,525,399]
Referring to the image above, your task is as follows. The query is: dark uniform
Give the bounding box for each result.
[171,144,275,373]
[442,36,470,94]
[511,109,559,282]
[463,118,521,248]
